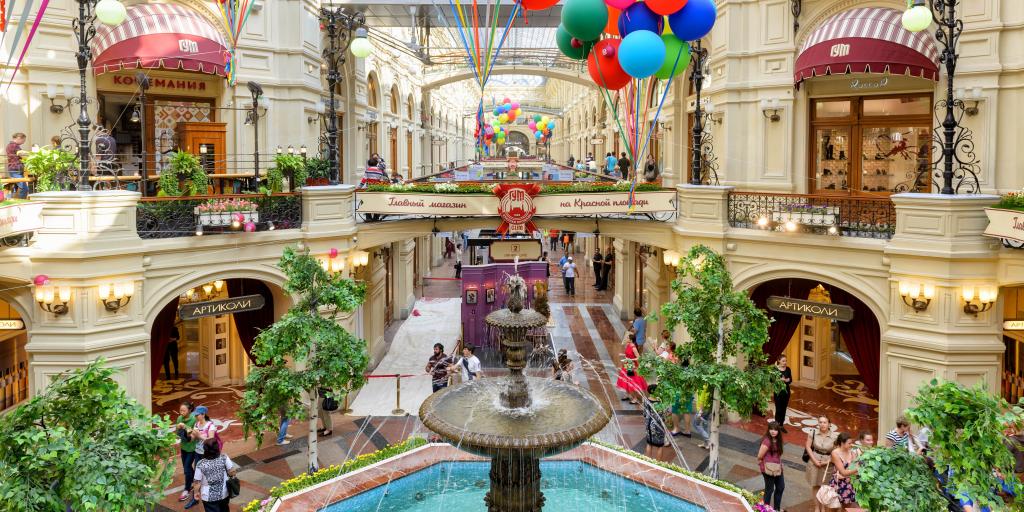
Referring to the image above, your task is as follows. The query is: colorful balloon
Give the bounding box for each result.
[618,2,663,36]
[529,121,537,130]
[605,7,621,36]
[667,0,716,41]
[533,114,542,122]
[562,0,609,42]
[556,24,593,60]
[654,34,690,79]
[503,97,511,104]
[647,0,687,16]
[619,30,665,78]
[33,275,49,286]
[535,130,544,139]
[520,0,560,10]
[515,108,523,116]
[499,113,509,123]
[511,102,520,110]
[587,39,631,89]
[605,0,632,10]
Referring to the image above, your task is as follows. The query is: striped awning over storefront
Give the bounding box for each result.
[90,3,229,76]
[794,7,940,86]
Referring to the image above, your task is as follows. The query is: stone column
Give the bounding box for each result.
[880,193,1003,434]
[611,239,634,320]
[26,191,150,405]
[396,239,416,318]
[673,184,733,253]
[300,185,357,239]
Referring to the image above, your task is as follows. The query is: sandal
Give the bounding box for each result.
[629,400,640,405]
[321,430,333,436]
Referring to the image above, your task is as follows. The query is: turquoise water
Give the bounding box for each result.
[321,461,707,512]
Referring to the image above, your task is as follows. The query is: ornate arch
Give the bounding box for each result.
[406,93,415,120]
[389,84,400,116]
[731,265,889,324]
[143,266,291,331]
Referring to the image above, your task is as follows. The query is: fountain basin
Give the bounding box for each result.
[418,377,612,458]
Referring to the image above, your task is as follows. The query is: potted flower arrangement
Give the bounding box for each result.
[305,157,331,186]
[983,189,1024,248]
[158,151,209,196]
[195,198,259,227]
[267,153,308,192]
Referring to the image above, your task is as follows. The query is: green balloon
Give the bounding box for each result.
[655,35,690,80]
[533,114,542,122]
[556,24,594,60]
[561,0,608,42]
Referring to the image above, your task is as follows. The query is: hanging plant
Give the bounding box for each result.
[19,146,77,192]
[158,151,209,197]
[267,154,307,193]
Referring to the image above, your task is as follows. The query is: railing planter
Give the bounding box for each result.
[137,193,301,239]
[196,209,259,227]
[728,191,895,239]
[982,208,1024,249]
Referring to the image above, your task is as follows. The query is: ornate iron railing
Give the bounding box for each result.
[136,193,302,239]
[727,191,896,239]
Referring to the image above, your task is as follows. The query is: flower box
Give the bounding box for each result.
[196,210,259,227]
[771,206,838,227]
[983,207,1024,249]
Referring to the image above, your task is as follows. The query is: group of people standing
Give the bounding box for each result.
[590,246,615,291]
[426,343,483,392]
[173,402,238,512]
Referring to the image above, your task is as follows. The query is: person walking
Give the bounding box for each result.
[757,421,786,512]
[883,416,916,450]
[562,232,570,252]
[163,329,180,380]
[617,152,631,181]
[549,230,559,251]
[190,438,238,512]
[643,156,659,182]
[599,246,614,291]
[317,388,336,437]
[175,401,198,503]
[632,308,647,352]
[452,345,482,382]
[186,406,217,509]
[829,433,860,510]
[605,152,617,175]
[805,416,838,512]
[454,244,463,278]
[5,133,27,199]
[276,408,291,446]
[642,385,672,462]
[562,256,577,296]
[591,249,603,288]
[426,343,453,392]
[773,355,792,432]
[616,333,647,405]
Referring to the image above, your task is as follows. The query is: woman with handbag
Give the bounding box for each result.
[805,416,838,512]
[191,438,239,512]
[757,421,786,511]
[828,433,860,510]
[318,388,337,437]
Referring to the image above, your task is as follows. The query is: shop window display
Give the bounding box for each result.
[810,94,931,195]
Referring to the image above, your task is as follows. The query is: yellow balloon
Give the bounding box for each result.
[663,17,672,34]
[537,121,547,130]
[515,108,523,116]
[541,116,550,123]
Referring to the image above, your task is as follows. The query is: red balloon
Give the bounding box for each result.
[587,39,631,90]
[519,0,560,10]
[646,0,687,16]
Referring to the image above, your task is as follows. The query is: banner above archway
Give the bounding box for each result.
[794,7,939,87]
[91,3,229,76]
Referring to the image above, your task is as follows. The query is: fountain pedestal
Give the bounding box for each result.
[485,455,544,512]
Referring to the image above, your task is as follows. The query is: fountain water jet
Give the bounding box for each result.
[419,275,611,512]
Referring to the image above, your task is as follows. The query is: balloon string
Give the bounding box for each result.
[636,41,686,178]
[472,0,482,82]
[449,0,481,86]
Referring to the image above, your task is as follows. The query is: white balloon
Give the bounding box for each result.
[95,0,127,26]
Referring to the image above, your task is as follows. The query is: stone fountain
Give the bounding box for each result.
[419,275,612,512]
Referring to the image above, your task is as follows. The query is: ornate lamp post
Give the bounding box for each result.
[245,82,265,191]
[72,0,127,191]
[902,0,977,194]
[689,40,708,186]
[134,72,149,196]
[319,7,368,185]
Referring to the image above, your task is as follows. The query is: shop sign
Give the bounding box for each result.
[357,193,496,216]
[112,74,210,92]
[767,296,855,322]
[0,319,25,330]
[1005,320,1024,331]
[178,294,265,320]
[355,190,677,216]
[489,240,542,262]
[532,190,676,215]
[982,208,1024,248]
[590,137,605,145]
[0,202,42,239]
[494,184,540,235]
[849,77,889,90]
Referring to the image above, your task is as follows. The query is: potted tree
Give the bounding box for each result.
[19,145,77,192]
[268,153,308,193]
[304,157,331,186]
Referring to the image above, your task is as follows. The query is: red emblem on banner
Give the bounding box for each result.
[494,183,540,235]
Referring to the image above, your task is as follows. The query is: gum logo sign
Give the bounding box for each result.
[494,183,540,235]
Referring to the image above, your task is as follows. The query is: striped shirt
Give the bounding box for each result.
[886,429,909,448]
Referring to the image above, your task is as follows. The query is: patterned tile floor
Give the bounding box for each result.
[155,253,876,512]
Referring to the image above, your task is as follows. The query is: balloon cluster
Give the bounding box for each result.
[477,97,523,147]
[556,0,717,88]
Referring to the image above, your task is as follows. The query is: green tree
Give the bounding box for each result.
[239,247,368,473]
[851,447,947,511]
[905,380,1023,511]
[642,244,777,478]
[0,359,176,511]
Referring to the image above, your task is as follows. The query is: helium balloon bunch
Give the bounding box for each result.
[555,0,717,209]
[476,98,524,150]
[527,113,556,144]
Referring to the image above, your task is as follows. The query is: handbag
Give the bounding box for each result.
[227,475,241,498]
[815,461,841,508]
[802,432,814,463]
[763,462,783,477]
[322,395,339,412]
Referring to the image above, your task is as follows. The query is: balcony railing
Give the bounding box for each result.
[136,193,302,239]
[727,191,896,239]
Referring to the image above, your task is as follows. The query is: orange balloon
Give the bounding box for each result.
[605,7,621,36]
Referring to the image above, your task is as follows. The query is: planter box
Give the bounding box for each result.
[195,209,259,227]
[771,206,838,227]
[983,207,1024,248]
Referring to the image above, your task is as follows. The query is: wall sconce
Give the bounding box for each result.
[98,281,134,312]
[36,285,71,315]
[46,84,73,114]
[662,250,681,268]
[320,254,345,274]
[760,98,782,122]
[956,86,983,116]
[182,280,224,303]
[962,286,996,316]
[899,281,933,312]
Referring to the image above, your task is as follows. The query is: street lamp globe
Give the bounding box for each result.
[95,0,128,26]
[350,28,372,58]
[902,4,932,33]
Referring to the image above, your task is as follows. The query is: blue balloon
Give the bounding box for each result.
[535,130,543,139]
[668,0,717,41]
[547,120,556,129]
[618,30,666,79]
[618,3,663,37]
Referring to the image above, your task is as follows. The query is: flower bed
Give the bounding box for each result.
[241,436,428,512]
[364,181,662,195]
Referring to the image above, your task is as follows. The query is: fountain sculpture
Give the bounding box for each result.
[419,275,612,512]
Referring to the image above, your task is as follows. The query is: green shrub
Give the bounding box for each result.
[994,190,1024,211]
[158,151,208,197]
[19,146,77,192]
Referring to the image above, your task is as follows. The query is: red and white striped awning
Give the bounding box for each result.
[794,7,940,86]
[90,3,229,77]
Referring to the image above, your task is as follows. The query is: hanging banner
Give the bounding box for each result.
[355,190,676,216]
[767,296,854,322]
[982,208,1024,248]
[494,183,540,235]
[0,201,42,238]
[178,294,265,320]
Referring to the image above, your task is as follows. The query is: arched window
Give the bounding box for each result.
[390,85,399,115]
[407,94,414,120]
[367,74,379,110]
